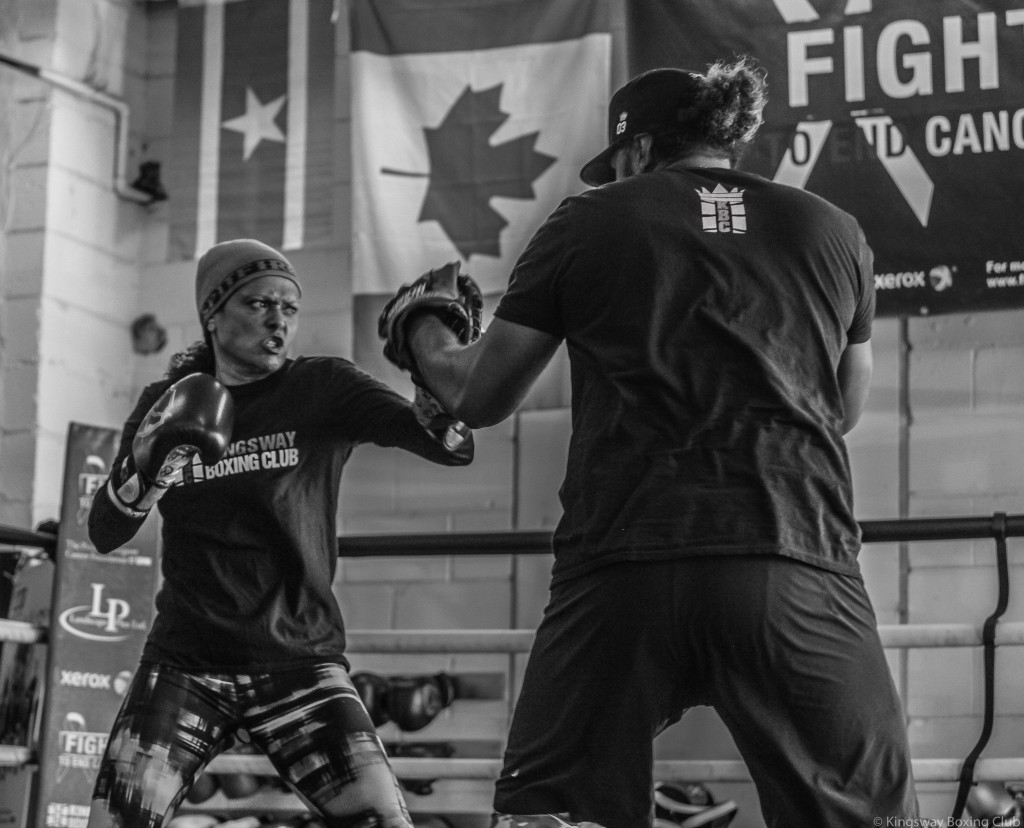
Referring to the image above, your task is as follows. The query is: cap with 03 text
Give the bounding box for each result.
[580,67,702,187]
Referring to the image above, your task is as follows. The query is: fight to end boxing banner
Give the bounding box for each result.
[627,1,1024,317]
[34,424,159,828]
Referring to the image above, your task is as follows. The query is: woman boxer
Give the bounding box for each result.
[87,239,474,827]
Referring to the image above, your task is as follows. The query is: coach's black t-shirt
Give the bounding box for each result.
[495,165,875,583]
[103,357,469,671]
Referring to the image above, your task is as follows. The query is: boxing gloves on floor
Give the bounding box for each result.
[110,373,234,518]
[186,735,262,806]
[351,671,457,732]
[388,741,456,796]
[966,781,1024,821]
[653,781,738,828]
[185,770,220,804]
[185,768,262,805]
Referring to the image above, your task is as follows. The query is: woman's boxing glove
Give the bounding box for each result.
[110,373,234,518]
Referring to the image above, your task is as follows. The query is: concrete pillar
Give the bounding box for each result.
[0,0,151,528]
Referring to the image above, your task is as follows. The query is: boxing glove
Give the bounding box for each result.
[109,373,234,518]
[351,671,391,727]
[184,770,219,804]
[387,672,456,732]
[412,385,472,454]
[966,782,1022,820]
[653,781,738,828]
[390,741,454,796]
[218,740,262,799]
[217,770,261,799]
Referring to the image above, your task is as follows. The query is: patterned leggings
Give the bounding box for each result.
[87,661,412,828]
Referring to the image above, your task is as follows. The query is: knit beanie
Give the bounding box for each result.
[195,239,302,325]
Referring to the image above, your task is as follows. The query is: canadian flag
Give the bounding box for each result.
[349,0,612,296]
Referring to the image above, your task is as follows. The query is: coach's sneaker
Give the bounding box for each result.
[653,781,738,828]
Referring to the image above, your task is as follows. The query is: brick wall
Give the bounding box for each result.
[0,0,154,527]
[903,312,1024,818]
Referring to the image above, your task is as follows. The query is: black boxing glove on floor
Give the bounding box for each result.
[351,671,392,728]
[109,373,234,518]
[387,672,457,733]
[653,781,739,828]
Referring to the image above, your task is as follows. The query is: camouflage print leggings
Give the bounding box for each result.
[87,661,412,828]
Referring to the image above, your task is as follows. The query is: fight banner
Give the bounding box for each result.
[350,0,611,296]
[168,0,337,259]
[627,1,1024,317]
[34,424,159,828]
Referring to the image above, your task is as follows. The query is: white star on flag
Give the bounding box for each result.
[222,87,287,160]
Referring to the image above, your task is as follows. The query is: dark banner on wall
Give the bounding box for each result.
[628,1,1024,317]
[34,424,159,828]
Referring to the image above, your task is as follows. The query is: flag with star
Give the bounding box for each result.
[168,0,336,259]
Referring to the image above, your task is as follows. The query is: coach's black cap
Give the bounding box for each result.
[580,67,702,187]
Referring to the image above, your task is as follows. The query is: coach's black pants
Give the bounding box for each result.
[494,555,918,828]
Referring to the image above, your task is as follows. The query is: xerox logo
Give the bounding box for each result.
[59,669,133,696]
[57,583,148,643]
[875,271,925,290]
[874,266,956,292]
[60,671,111,689]
[929,265,954,292]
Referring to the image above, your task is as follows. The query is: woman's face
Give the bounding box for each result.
[208,275,300,384]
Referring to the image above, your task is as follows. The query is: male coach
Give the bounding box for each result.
[380,58,918,828]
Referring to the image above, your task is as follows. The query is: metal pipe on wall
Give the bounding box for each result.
[0,52,157,205]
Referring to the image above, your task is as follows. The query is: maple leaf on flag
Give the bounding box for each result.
[420,85,555,259]
[384,85,556,260]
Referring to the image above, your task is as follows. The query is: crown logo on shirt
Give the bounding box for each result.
[697,185,746,234]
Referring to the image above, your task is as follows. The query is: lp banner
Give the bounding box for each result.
[627,1,1024,317]
[34,424,159,828]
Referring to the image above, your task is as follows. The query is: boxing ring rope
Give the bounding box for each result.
[5,618,1024,653]
[0,745,1015,786]
[1,515,1022,815]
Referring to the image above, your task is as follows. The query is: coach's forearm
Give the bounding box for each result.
[409,313,561,428]
[408,315,488,426]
